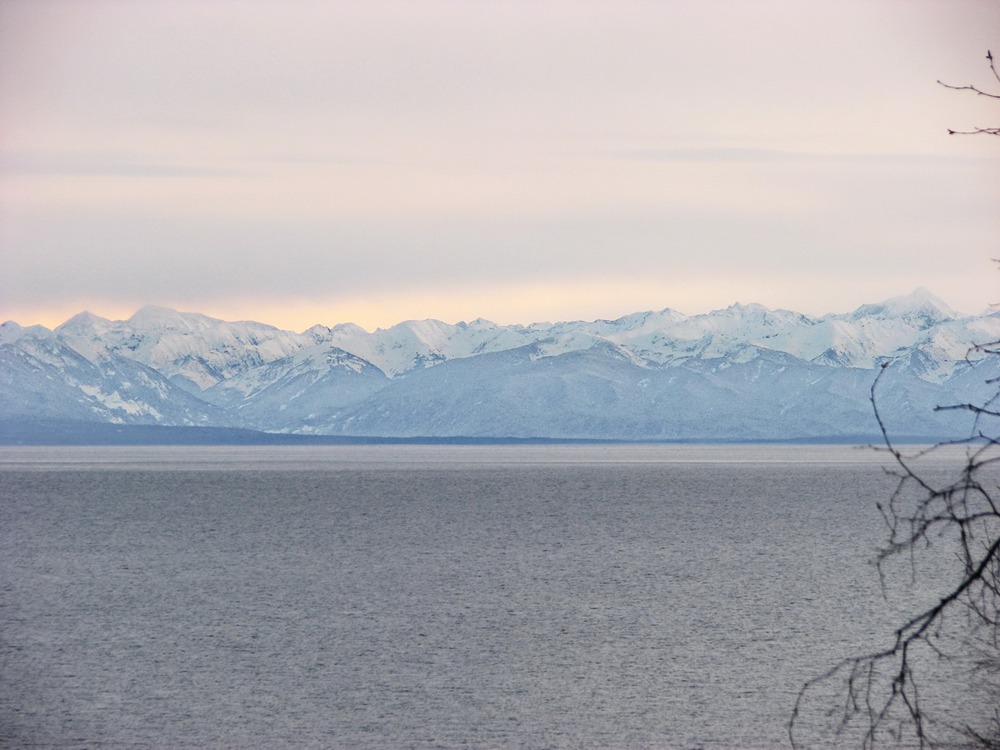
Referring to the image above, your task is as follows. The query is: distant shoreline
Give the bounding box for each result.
[0,419,946,447]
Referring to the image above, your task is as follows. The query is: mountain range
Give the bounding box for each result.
[3,288,999,443]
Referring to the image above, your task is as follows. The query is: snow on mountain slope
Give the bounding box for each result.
[608,289,990,378]
[847,287,959,328]
[316,303,818,374]
[56,305,312,391]
[317,289,973,379]
[201,343,389,431]
[5,289,999,440]
[306,341,978,440]
[52,311,118,361]
[0,320,52,346]
[0,330,237,427]
[599,303,816,366]
[36,289,988,385]
[317,317,541,377]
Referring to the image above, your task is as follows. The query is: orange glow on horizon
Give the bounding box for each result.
[1,276,980,334]
[3,282,693,332]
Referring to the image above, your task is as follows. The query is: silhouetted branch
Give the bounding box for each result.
[791,49,1000,747]
[791,365,1000,748]
[938,50,1000,135]
[945,127,1000,137]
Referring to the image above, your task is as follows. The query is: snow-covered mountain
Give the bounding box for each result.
[0,326,236,427]
[54,305,310,392]
[3,289,999,441]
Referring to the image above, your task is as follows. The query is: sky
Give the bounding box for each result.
[1,0,999,333]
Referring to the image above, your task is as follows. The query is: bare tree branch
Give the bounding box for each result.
[946,127,1000,137]
[791,364,1000,748]
[791,48,1000,748]
[938,50,1000,135]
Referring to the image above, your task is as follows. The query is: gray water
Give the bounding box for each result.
[0,445,976,748]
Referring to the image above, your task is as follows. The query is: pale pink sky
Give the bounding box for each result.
[2,0,998,332]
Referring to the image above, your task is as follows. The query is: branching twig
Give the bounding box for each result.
[791,364,1000,748]
[945,127,1000,137]
[791,50,1000,747]
[938,50,1000,135]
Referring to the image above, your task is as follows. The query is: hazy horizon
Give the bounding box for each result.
[3,1,999,332]
[4,285,983,335]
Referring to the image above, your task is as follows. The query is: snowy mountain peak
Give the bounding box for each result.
[850,288,960,327]
[53,311,119,362]
[723,302,771,315]
[0,320,55,346]
[328,322,368,335]
[128,305,227,332]
[0,320,24,345]
[304,324,333,343]
[5,290,1000,441]
[606,311,654,328]
[55,310,113,335]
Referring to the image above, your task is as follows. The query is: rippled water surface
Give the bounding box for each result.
[0,445,974,748]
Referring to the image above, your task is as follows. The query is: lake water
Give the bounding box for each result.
[0,444,982,748]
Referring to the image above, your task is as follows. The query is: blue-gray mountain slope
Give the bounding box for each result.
[2,290,998,442]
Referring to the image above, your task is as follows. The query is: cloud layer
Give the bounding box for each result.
[2,0,999,330]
